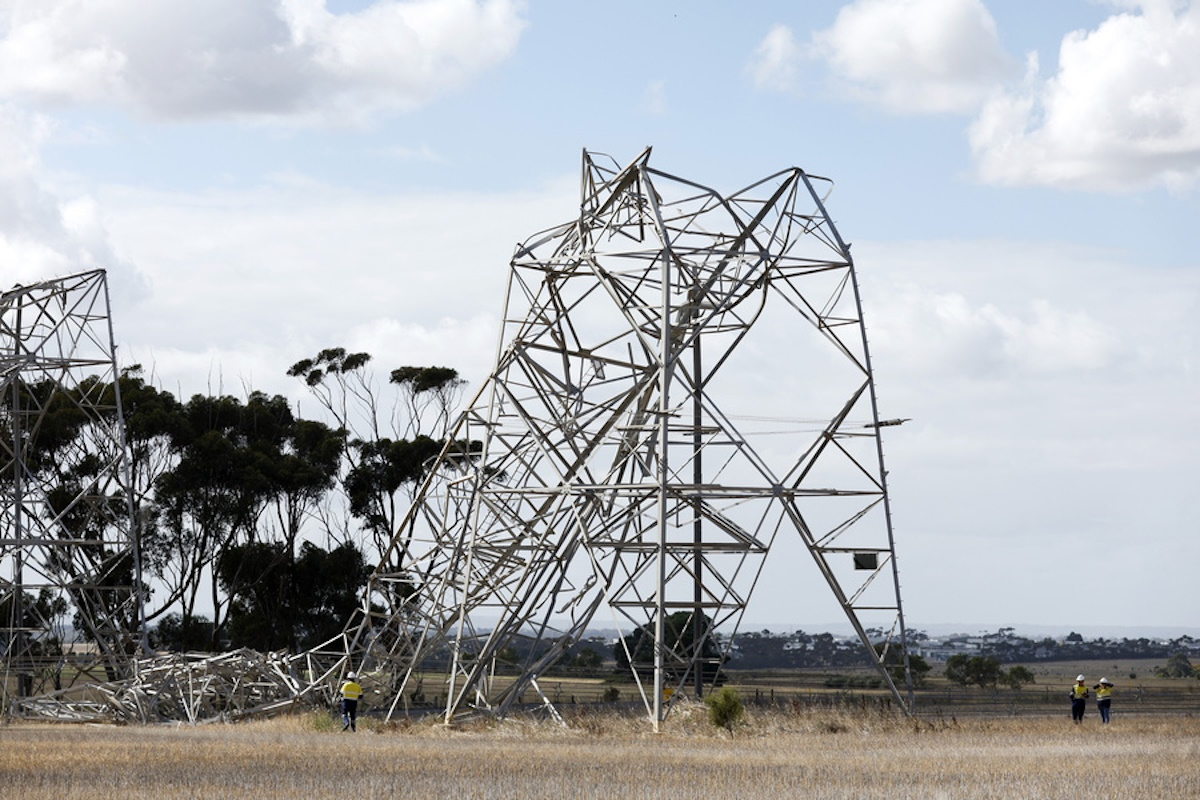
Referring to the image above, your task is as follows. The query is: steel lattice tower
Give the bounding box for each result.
[349,149,911,726]
[2,270,144,705]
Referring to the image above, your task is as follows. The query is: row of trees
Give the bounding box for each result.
[722,628,1200,671]
[956,628,1200,663]
[15,347,464,654]
[726,629,885,669]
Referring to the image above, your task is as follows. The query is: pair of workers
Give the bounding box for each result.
[1070,674,1113,723]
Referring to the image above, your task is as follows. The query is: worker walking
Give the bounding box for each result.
[339,671,363,732]
[1069,674,1089,723]
[1094,677,1114,723]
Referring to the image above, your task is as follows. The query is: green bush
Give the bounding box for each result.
[1155,652,1195,679]
[704,686,745,733]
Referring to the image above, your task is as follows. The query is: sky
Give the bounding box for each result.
[2,0,1197,636]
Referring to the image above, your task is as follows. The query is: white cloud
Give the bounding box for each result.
[0,3,127,107]
[92,172,576,399]
[810,0,1015,114]
[343,314,499,387]
[0,0,527,124]
[746,24,801,92]
[860,238,1192,382]
[873,287,1123,378]
[0,90,563,401]
[0,103,145,293]
[970,1,1200,190]
[852,237,1199,631]
[122,314,499,412]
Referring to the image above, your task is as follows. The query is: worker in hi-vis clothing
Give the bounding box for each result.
[1069,674,1089,723]
[339,672,363,732]
[1094,677,1114,723]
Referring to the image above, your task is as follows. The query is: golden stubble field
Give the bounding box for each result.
[1,703,1198,800]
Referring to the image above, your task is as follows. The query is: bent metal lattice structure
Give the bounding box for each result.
[347,148,912,726]
[2,270,145,705]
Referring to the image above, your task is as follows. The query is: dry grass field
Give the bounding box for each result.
[1,702,1197,799]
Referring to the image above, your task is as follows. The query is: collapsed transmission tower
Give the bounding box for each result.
[2,269,143,706]
[349,148,911,726]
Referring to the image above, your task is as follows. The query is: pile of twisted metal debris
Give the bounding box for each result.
[10,640,348,724]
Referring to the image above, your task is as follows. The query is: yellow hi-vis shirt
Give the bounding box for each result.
[1071,684,1089,700]
[340,680,363,701]
[1096,685,1112,700]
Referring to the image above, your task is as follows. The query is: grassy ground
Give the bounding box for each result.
[721,658,1200,717]
[1,702,1197,799]
[370,658,1200,713]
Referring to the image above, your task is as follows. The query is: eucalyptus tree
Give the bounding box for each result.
[151,393,270,643]
[114,366,183,623]
[271,417,345,558]
[217,539,367,652]
[150,390,343,646]
[288,348,465,559]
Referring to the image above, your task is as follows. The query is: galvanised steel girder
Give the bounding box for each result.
[348,148,912,725]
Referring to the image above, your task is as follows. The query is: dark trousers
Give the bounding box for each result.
[1098,698,1111,723]
[341,698,358,730]
[1071,698,1086,722]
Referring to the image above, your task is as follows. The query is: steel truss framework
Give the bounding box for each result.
[1,270,144,704]
[349,148,912,726]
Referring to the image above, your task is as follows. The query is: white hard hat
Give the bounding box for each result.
[1100,677,1110,684]
[1076,674,1085,681]
[347,671,356,680]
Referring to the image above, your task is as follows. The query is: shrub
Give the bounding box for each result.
[306,710,338,733]
[1155,652,1195,679]
[705,686,745,733]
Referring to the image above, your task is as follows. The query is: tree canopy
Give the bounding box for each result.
[38,349,469,653]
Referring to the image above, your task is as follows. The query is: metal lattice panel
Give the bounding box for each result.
[2,269,143,702]
[349,149,911,725]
